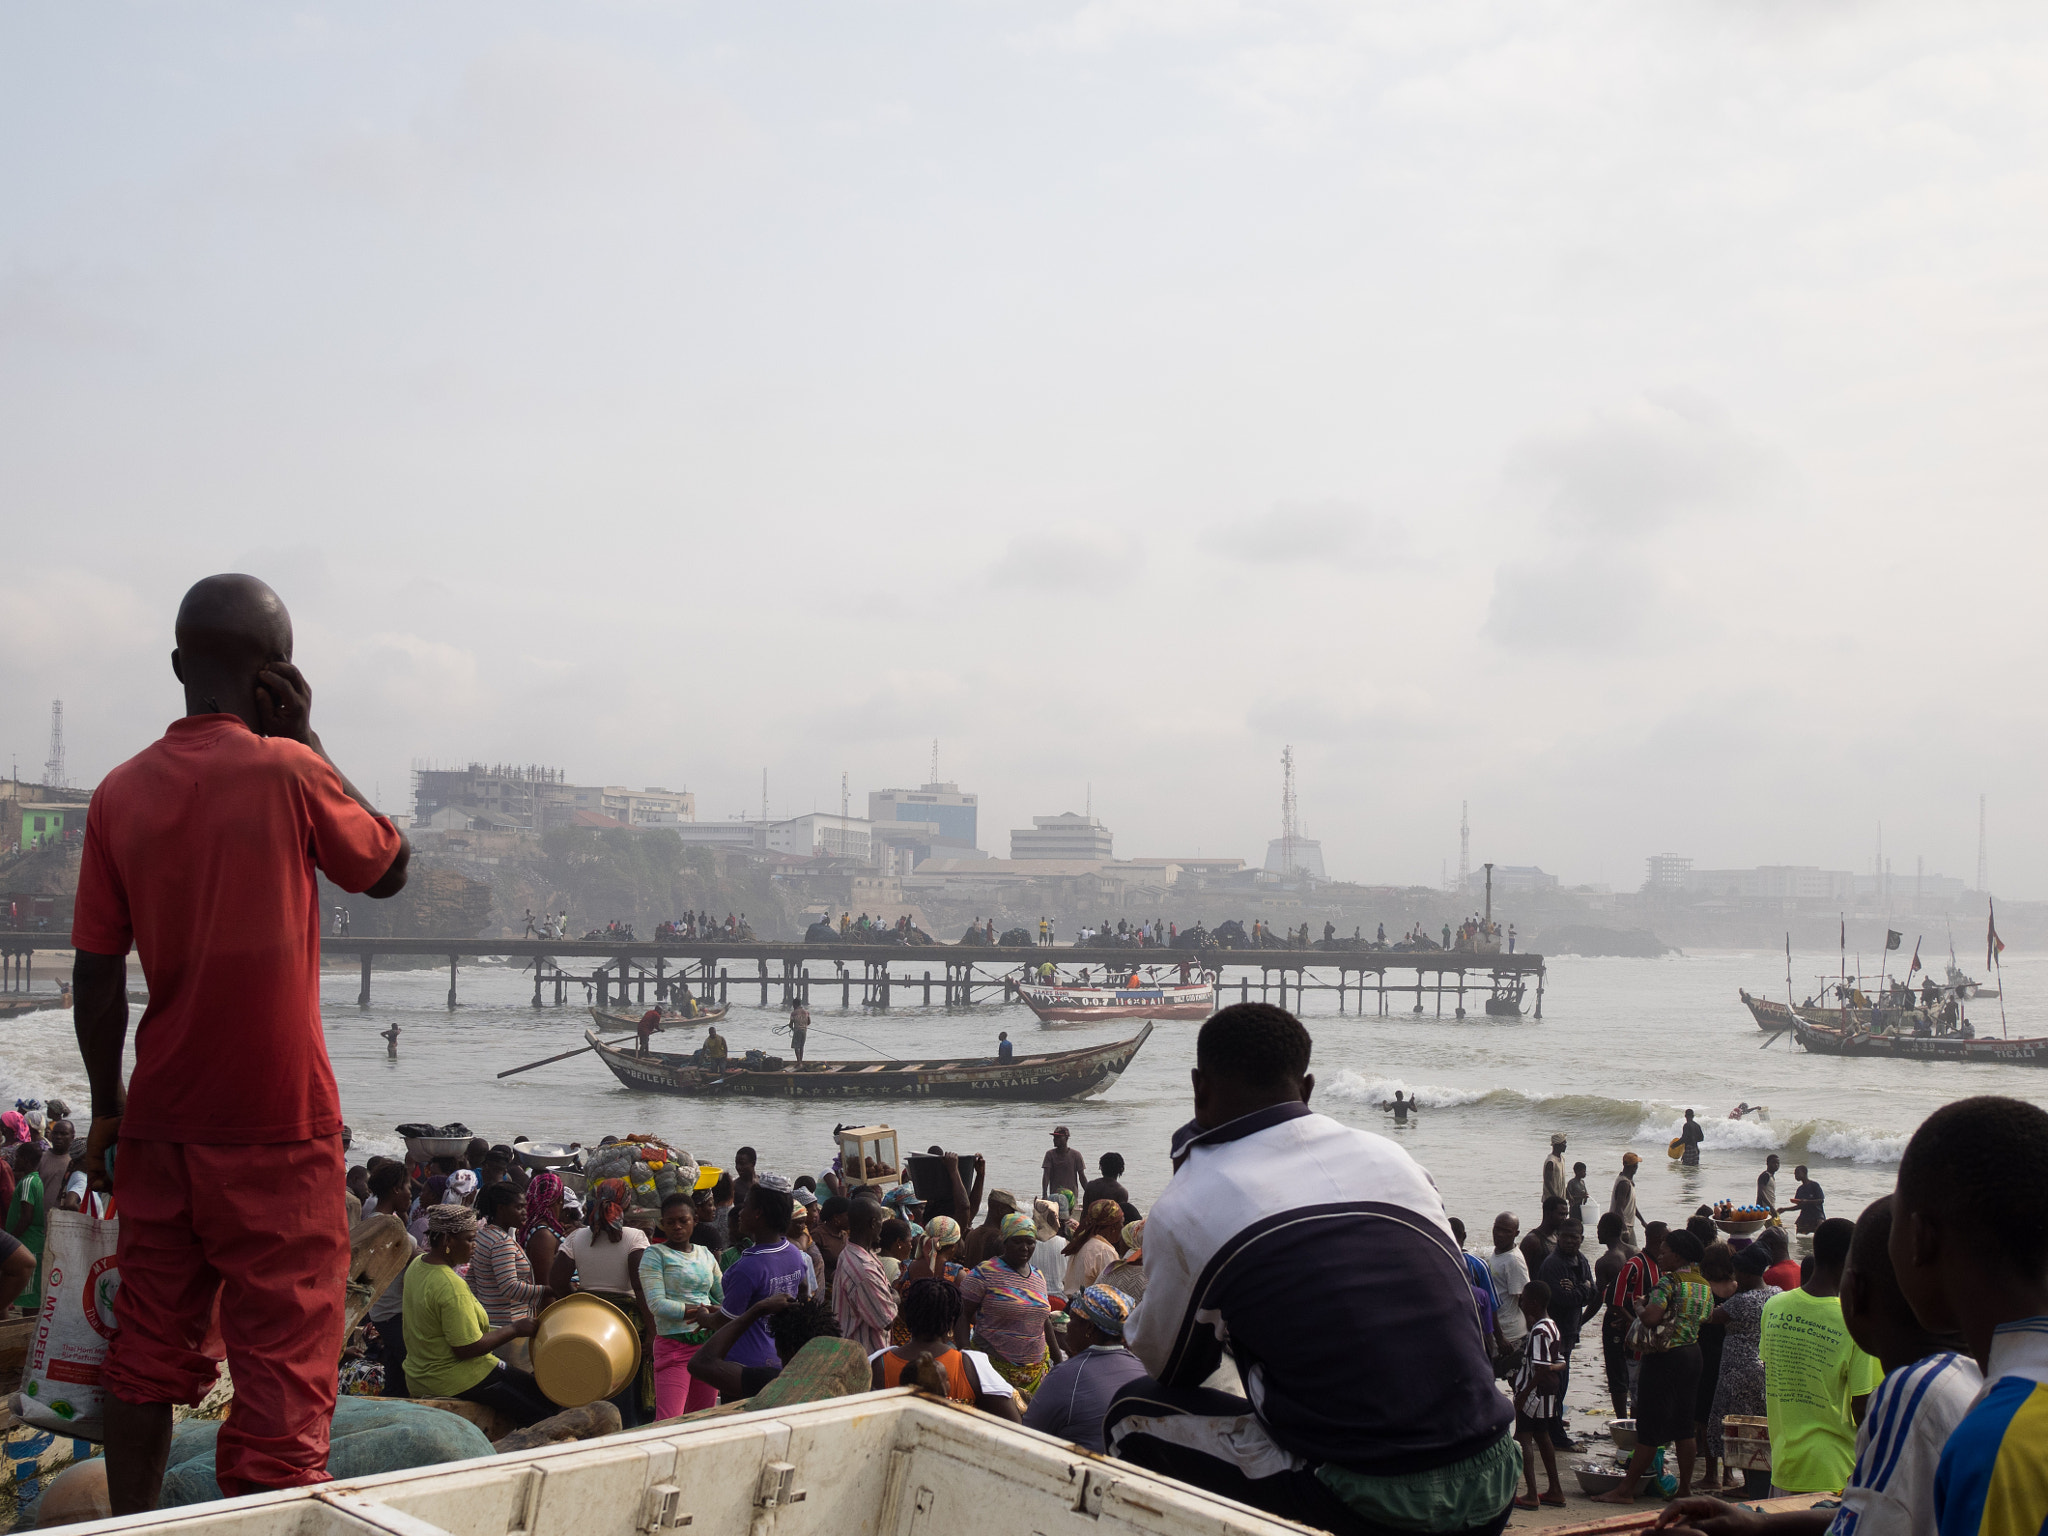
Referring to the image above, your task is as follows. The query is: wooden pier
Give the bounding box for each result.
[0,935,1547,1019]
[311,937,1547,1020]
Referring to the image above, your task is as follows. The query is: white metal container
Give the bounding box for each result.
[54,1390,1310,1536]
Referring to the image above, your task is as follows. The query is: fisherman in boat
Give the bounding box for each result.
[702,1026,729,1066]
[787,1001,810,1064]
[637,1005,664,1057]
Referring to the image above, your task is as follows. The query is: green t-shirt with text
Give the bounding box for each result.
[1758,1287,1882,1493]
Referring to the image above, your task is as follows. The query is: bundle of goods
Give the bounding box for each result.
[396,1122,473,1139]
[582,1135,698,1208]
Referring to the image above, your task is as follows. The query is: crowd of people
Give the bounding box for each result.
[32,577,2048,1534]
[330,1122,1155,1449]
[1435,1110,2048,1536]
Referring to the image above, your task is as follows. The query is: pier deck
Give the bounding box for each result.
[1,936,1546,1019]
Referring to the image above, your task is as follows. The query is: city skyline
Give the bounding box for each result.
[5,4,2047,896]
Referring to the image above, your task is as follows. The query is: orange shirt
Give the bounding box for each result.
[71,715,403,1143]
[878,1347,975,1403]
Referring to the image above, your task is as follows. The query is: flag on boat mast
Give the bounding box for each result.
[1885,929,1903,951]
[1907,937,1922,977]
[1988,904,2006,969]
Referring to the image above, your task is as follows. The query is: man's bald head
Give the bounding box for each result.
[175,575,293,662]
[171,574,294,726]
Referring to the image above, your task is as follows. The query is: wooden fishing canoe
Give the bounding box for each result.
[583,1023,1153,1102]
[587,1004,728,1030]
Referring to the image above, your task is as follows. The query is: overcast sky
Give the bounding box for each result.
[5,2,2046,893]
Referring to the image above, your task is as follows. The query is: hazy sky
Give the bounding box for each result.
[6,3,2047,893]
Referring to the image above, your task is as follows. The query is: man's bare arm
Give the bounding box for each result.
[73,949,128,1186]
[255,661,409,898]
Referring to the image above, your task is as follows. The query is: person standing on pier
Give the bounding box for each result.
[70,574,410,1513]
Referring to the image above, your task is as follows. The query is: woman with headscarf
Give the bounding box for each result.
[401,1204,555,1426]
[1061,1199,1124,1296]
[447,1168,480,1207]
[1021,1284,1146,1450]
[958,1211,1060,1401]
[521,1171,568,1282]
[888,1216,965,1347]
[1706,1244,1780,1489]
[549,1176,652,1425]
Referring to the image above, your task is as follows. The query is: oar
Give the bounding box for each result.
[498,1036,637,1079]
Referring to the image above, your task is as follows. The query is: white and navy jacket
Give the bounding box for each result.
[1125,1101,1511,1474]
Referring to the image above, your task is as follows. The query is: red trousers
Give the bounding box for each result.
[106,1137,348,1498]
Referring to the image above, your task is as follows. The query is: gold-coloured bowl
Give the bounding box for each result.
[531,1293,641,1407]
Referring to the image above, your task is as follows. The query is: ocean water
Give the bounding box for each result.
[2,947,2038,1238]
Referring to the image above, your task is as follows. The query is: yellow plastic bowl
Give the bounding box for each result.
[531,1293,641,1407]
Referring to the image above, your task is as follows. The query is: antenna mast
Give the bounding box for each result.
[1457,800,1470,893]
[840,771,848,822]
[930,739,939,785]
[43,700,65,789]
[761,769,768,824]
[1280,745,1298,877]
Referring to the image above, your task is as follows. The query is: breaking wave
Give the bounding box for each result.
[1325,1070,1906,1163]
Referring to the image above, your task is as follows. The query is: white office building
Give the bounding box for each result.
[1011,813,1114,861]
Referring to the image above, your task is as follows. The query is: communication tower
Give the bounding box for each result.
[43,700,65,789]
[1457,801,1470,893]
[1280,745,1298,877]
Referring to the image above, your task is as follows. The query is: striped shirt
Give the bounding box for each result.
[1936,1318,2048,1536]
[1829,1351,1980,1536]
[1611,1251,1661,1313]
[1514,1316,1563,1420]
[467,1223,544,1327]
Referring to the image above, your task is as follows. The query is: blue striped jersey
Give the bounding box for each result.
[1826,1351,1979,1536]
[1936,1318,2048,1536]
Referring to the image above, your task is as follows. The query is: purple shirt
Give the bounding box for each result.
[719,1239,809,1369]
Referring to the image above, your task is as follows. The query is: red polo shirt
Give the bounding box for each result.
[71,715,402,1143]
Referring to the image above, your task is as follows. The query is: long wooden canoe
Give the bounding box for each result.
[1792,1018,2048,1065]
[587,1003,728,1030]
[583,1023,1154,1102]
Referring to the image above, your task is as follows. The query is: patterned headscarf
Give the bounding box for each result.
[925,1216,962,1248]
[0,1112,26,1144]
[521,1172,566,1245]
[592,1177,631,1238]
[999,1212,1036,1242]
[1064,1198,1125,1256]
[447,1168,480,1203]
[427,1203,480,1239]
[1070,1284,1132,1339]
[1121,1219,1144,1258]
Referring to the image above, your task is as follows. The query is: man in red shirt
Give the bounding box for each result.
[71,575,409,1514]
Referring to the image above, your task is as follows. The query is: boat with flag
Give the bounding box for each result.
[1015,967,1217,1023]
